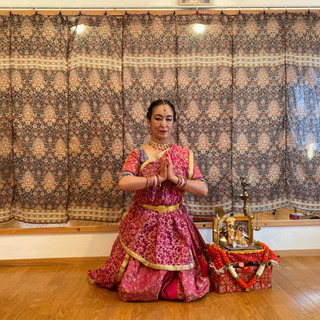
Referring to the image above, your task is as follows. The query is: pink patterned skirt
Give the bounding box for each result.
[88,208,211,302]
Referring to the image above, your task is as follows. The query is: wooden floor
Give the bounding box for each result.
[0,256,320,320]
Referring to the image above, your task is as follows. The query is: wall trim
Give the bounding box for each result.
[1,218,320,235]
[1,249,319,266]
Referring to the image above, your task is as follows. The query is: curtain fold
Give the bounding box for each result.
[122,14,177,151]
[67,15,123,221]
[232,13,287,212]
[0,12,320,224]
[286,13,320,211]
[11,15,69,223]
[0,16,13,222]
[176,14,233,215]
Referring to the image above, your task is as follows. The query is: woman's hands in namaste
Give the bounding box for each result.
[159,151,179,185]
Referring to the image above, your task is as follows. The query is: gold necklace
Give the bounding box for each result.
[149,140,173,151]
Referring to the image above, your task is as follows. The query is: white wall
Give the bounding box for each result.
[1,0,320,9]
[254,226,320,251]
[1,226,319,260]
[0,232,117,260]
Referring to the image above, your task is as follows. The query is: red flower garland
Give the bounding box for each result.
[207,241,270,291]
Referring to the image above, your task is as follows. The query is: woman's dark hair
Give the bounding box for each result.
[147,99,176,122]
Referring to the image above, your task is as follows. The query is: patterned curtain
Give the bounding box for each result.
[232,13,287,212]
[67,15,123,221]
[1,12,320,224]
[286,12,320,211]
[122,14,177,208]
[11,15,69,223]
[0,16,13,222]
[176,14,233,215]
[122,14,177,151]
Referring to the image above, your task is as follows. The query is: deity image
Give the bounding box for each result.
[226,217,236,248]
[235,223,249,247]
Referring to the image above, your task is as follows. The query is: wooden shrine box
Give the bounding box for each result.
[206,243,280,294]
[210,263,273,294]
[192,215,279,293]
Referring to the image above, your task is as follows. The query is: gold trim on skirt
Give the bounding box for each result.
[117,252,131,283]
[119,234,195,272]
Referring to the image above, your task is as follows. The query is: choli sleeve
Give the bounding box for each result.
[192,162,205,180]
[190,150,207,184]
[119,149,141,180]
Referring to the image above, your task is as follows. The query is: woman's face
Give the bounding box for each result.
[148,104,174,143]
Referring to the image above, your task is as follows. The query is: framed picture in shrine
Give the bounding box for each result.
[213,216,253,248]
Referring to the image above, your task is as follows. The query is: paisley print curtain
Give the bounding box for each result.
[0,12,320,224]
[176,14,233,215]
[67,15,123,221]
[0,16,13,222]
[122,14,177,152]
[11,15,70,223]
[232,13,287,213]
[286,13,320,211]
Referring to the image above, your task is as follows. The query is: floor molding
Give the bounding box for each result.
[274,249,320,257]
[1,249,320,266]
[0,256,108,266]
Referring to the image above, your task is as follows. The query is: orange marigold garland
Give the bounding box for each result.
[208,240,270,291]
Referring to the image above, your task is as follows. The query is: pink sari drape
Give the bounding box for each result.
[88,145,211,302]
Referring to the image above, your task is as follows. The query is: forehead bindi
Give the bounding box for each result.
[152,104,173,118]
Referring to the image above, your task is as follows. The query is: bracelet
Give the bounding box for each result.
[158,175,161,188]
[153,175,158,188]
[176,176,183,188]
[176,175,187,189]
[147,176,153,191]
[180,177,187,189]
[157,174,161,188]
[153,174,161,188]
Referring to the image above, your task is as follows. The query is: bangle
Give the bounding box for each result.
[180,177,187,189]
[156,174,161,188]
[157,174,161,188]
[153,175,158,188]
[176,176,183,188]
[176,176,187,189]
[147,176,152,190]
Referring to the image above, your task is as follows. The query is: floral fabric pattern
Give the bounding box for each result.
[0,12,320,223]
[232,13,287,212]
[88,145,211,301]
[67,15,123,221]
[11,15,70,222]
[0,16,12,222]
[286,13,320,210]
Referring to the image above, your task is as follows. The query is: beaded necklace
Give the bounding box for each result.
[149,140,173,151]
